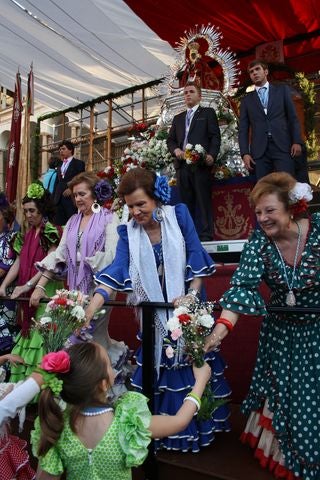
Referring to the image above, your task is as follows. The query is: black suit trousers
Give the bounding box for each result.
[177,163,213,240]
[254,138,296,180]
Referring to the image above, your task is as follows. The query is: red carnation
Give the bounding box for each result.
[178,313,191,325]
[291,199,308,217]
[55,298,67,306]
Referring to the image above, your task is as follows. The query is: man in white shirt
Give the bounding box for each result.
[53,140,85,225]
[167,82,220,241]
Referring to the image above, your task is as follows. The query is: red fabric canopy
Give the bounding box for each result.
[125,0,320,77]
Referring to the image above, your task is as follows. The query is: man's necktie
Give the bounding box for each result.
[258,86,268,108]
[186,109,193,127]
[183,109,193,149]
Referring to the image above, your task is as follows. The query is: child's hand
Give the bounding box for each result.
[192,362,211,384]
[1,354,25,367]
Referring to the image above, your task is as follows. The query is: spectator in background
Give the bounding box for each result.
[0,193,18,354]
[53,141,85,225]
[238,60,303,180]
[42,156,62,194]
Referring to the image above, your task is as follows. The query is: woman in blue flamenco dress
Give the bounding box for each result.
[85,167,231,452]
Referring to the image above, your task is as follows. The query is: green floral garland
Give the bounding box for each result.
[295,72,320,160]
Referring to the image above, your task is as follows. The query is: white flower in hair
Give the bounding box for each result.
[289,182,313,204]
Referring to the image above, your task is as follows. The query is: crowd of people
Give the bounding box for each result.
[0,59,318,480]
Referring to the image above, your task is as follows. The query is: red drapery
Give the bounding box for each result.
[5,73,22,203]
[125,0,320,77]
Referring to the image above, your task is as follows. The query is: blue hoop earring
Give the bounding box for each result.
[152,207,163,223]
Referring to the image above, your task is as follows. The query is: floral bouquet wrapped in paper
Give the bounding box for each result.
[32,289,89,353]
[166,302,227,420]
[184,143,206,169]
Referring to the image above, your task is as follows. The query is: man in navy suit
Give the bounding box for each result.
[239,60,303,180]
[167,82,220,241]
[53,140,85,225]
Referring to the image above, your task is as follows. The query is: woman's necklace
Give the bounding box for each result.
[80,406,113,417]
[273,221,302,307]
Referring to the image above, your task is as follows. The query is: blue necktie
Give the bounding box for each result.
[258,87,267,108]
[183,109,193,149]
[186,109,193,127]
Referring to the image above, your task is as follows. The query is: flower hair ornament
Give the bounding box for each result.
[154,175,171,204]
[288,182,313,217]
[35,350,71,396]
[92,179,113,214]
[27,183,45,200]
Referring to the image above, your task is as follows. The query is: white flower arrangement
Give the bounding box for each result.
[289,182,313,204]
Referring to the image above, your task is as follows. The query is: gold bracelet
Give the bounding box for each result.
[35,284,46,292]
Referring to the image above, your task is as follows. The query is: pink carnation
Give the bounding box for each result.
[165,346,175,359]
[40,351,70,373]
[171,328,183,341]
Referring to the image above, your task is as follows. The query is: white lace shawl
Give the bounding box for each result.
[127,205,186,373]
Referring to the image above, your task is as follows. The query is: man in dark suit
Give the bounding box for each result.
[167,82,220,241]
[53,140,85,225]
[239,60,303,180]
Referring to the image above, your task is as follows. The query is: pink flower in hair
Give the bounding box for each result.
[40,351,70,373]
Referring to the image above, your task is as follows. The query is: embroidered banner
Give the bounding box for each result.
[212,177,256,240]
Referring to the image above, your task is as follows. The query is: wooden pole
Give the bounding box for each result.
[107,99,112,166]
[88,105,94,171]
[142,88,145,122]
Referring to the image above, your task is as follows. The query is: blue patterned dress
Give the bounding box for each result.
[220,213,320,480]
[95,204,231,452]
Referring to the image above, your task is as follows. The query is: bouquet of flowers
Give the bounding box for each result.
[184,143,206,169]
[32,289,89,352]
[127,122,149,138]
[166,301,227,420]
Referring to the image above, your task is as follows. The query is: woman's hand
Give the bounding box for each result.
[0,285,6,298]
[11,284,30,299]
[1,353,25,367]
[30,288,47,308]
[173,294,197,308]
[204,324,228,352]
[192,361,211,385]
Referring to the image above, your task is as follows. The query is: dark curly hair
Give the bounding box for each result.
[22,188,56,222]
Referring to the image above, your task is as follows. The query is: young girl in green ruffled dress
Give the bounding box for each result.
[31,342,210,480]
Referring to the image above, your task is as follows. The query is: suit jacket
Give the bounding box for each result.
[167,106,221,168]
[238,84,302,159]
[53,157,85,204]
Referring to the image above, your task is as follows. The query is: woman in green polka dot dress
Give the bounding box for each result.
[30,342,211,480]
[205,172,319,480]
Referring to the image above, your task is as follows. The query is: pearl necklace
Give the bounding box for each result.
[273,221,302,307]
[80,406,113,417]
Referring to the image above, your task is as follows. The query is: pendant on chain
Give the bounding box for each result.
[286,290,296,307]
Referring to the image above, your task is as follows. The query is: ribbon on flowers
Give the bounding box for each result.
[35,350,71,396]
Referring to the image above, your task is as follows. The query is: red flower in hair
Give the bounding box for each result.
[290,199,308,217]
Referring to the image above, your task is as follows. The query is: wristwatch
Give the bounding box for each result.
[26,281,34,288]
